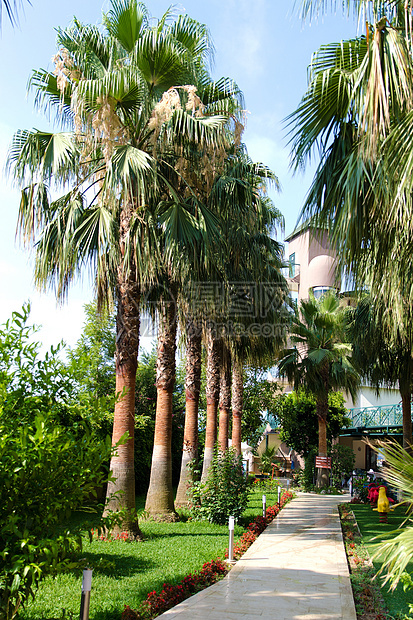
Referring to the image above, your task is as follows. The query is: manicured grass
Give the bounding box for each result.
[352,503,413,618]
[19,488,282,620]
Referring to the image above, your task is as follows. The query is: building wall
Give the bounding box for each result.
[286,228,340,301]
[343,385,400,409]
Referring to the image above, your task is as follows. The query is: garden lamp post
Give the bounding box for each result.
[80,569,93,620]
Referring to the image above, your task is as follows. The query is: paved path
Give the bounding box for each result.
[158,493,356,620]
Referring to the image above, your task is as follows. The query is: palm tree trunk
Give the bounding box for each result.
[218,343,231,452]
[316,395,329,488]
[201,329,222,481]
[104,203,141,539]
[145,292,177,521]
[231,360,243,456]
[401,389,412,451]
[399,368,412,451]
[175,318,202,507]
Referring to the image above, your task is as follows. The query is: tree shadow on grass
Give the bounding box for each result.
[74,549,156,578]
[141,530,231,540]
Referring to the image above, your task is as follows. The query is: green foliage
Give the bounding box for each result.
[352,475,370,503]
[67,301,116,401]
[0,413,115,620]
[276,390,350,457]
[0,306,119,619]
[240,369,281,450]
[189,446,250,524]
[298,447,318,491]
[258,447,276,474]
[329,444,355,488]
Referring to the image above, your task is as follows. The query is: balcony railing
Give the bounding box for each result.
[282,263,300,280]
[345,404,404,431]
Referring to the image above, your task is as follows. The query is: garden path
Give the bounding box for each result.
[157,492,355,620]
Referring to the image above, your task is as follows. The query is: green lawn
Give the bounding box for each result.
[352,503,413,618]
[19,488,281,620]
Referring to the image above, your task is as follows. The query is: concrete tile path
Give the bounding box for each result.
[157,493,356,620]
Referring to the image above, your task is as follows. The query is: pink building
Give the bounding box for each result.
[285,225,340,301]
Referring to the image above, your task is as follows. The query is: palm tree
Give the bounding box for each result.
[289,0,413,331]
[278,291,359,487]
[349,296,413,449]
[8,1,231,535]
[174,316,202,507]
[231,359,244,455]
[198,151,287,475]
[202,327,222,480]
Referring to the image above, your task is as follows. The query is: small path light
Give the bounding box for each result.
[80,569,93,620]
[262,494,266,518]
[227,515,235,563]
[278,485,281,507]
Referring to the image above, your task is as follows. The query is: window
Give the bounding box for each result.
[311,286,335,299]
[289,253,296,277]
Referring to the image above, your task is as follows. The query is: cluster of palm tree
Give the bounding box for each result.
[8,0,289,531]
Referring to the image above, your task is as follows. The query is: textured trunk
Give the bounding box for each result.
[316,394,329,488]
[218,343,231,452]
[400,369,413,451]
[231,361,244,456]
[145,293,177,520]
[104,201,141,540]
[175,318,202,507]
[401,391,412,451]
[201,330,222,481]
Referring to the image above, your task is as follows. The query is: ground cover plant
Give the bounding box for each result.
[18,488,291,620]
[341,503,413,619]
[340,504,388,620]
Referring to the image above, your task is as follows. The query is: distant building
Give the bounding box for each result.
[279,223,406,474]
[284,224,340,302]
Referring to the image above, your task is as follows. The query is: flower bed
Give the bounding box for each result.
[122,491,293,620]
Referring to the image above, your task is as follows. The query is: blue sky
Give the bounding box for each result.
[0,0,358,351]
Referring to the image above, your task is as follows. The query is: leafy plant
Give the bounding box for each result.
[0,413,116,620]
[329,444,355,488]
[258,447,276,474]
[0,306,122,619]
[276,390,351,457]
[189,445,249,524]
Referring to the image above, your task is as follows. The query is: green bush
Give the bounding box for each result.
[329,444,355,488]
[0,306,120,619]
[296,447,317,491]
[0,413,115,620]
[258,447,276,474]
[189,446,249,524]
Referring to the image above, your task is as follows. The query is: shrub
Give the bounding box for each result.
[189,445,249,524]
[329,444,355,488]
[0,307,119,619]
[0,413,116,620]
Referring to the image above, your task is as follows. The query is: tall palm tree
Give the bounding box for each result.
[198,150,287,475]
[202,327,222,480]
[8,0,231,535]
[174,316,202,507]
[278,291,359,487]
[289,0,413,331]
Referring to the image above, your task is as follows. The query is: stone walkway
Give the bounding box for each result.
[157,493,356,619]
